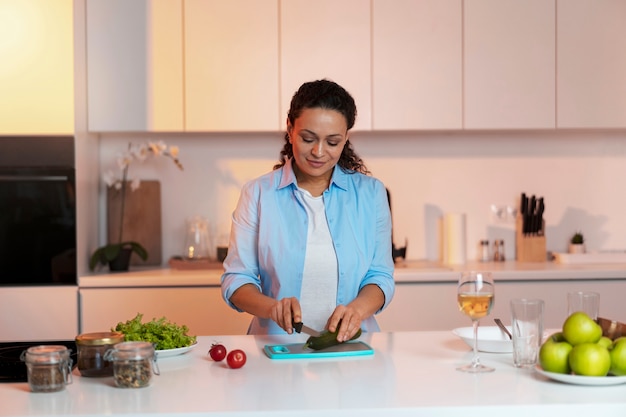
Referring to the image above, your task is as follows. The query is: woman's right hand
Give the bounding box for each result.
[269,297,302,334]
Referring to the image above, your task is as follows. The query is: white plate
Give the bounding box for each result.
[155,342,198,358]
[534,365,626,386]
[453,326,512,353]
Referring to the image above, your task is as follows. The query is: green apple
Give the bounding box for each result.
[597,336,613,349]
[569,342,611,376]
[539,332,573,374]
[609,337,626,376]
[562,312,603,346]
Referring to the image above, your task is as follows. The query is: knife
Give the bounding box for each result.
[292,320,322,337]
[536,197,545,236]
[520,193,526,232]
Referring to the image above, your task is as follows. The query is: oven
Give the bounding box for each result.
[0,137,76,286]
[0,137,78,343]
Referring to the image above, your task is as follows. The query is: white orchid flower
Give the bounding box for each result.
[133,143,149,161]
[116,151,133,170]
[148,141,167,156]
[104,141,182,191]
[102,170,117,187]
[130,178,141,191]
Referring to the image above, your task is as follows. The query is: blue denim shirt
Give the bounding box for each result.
[221,158,395,335]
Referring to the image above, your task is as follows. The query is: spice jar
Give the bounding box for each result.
[20,345,73,393]
[104,341,159,388]
[479,240,490,262]
[75,331,125,377]
[493,239,505,262]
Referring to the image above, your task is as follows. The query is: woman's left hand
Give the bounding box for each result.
[327,284,385,341]
[326,305,363,342]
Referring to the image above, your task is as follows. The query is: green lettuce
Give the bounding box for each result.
[113,313,197,350]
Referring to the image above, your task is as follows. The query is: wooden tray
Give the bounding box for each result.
[553,252,626,264]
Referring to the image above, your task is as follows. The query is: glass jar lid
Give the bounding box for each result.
[106,341,155,361]
[22,345,71,364]
[76,331,125,346]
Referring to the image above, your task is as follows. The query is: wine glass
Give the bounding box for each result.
[456,271,495,373]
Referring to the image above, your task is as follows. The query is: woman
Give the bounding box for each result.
[221,79,394,342]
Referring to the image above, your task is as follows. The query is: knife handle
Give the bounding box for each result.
[292,321,303,334]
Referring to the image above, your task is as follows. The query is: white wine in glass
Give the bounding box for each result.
[457,271,495,373]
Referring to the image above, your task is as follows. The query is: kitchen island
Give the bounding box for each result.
[1,332,625,417]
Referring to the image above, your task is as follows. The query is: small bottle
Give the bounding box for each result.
[104,341,159,388]
[76,331,125,377]
[493,239,505,262]
[479,240,490,262]
[21,345,73,393]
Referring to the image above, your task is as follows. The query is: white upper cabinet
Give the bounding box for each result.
[184,0,280,132]
[280,0,371,131]
[372,0,462,130]
[464,0,556,129]
[0,0,74,134]
[557,0,626,128]
[86,0,183,132]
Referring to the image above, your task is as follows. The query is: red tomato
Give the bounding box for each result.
[226,349,247,369]
[208,343,227,362]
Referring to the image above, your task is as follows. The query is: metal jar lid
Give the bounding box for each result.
[76,332,125,346]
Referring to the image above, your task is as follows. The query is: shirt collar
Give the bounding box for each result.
[277,158,350,192]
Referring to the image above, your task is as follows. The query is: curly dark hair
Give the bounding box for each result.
[273,79,369,175]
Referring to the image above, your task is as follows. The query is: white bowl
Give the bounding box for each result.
[452,326,513,353]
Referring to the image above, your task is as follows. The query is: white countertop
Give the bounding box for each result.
[2,332,625,417]
[79,260,626,288]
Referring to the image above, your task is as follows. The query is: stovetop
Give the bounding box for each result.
[0,340,77,383]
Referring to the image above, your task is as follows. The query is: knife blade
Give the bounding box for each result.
[292,320,322,337]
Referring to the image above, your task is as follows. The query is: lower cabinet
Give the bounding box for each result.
[79,287,252,336]
[80,278,626,337]
[376,279,626,332]
[0,287,78,342]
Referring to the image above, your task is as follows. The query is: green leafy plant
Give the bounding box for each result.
[89,141,183,271]
[570,231,584,245]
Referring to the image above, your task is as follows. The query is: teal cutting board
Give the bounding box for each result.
[264,341,374,359]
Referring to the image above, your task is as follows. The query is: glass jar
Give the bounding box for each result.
[479,240,490,262]
[75,331,125,377]
[20,345,73,393]
[493,239,505,262]
[184,216,211,260]
[104,341,159,388]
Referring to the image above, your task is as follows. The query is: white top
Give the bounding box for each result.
[2,332,625,417]
[297,188,338,331]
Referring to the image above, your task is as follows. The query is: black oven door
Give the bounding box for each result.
[0,167,77,285]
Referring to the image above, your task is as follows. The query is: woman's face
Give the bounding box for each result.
[288,107,349,185]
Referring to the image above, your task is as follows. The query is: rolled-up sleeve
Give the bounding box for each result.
[221,181,262,311]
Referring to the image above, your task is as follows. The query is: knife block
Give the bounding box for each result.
[515,216,546,262]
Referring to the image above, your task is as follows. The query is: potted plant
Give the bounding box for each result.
[89,141,183,271]
[568,231,585,254]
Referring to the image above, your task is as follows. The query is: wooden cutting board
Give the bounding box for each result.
[107,180,162,266]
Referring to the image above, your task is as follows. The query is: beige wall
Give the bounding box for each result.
[95,130,626,268]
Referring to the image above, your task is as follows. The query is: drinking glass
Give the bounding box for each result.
[457,271,495,373]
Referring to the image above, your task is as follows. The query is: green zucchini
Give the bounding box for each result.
[304,323,362,351]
